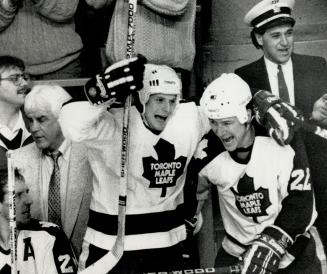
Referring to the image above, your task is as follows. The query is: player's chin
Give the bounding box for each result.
[223,144,237,152]
[152,119,167,132]
[221,137,237,151]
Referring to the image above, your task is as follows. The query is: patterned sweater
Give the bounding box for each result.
[106,0,196,71]
[0,0,82,75]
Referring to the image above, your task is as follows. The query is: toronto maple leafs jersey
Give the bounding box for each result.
[59,102,209,251]
[0,219,77,274]
[195,131,317,263]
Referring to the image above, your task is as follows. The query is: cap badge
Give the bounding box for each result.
[273,5,281,13]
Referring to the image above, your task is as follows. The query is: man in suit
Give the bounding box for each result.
[0,56,33,172]
[12,84,92,256]
[235,0,327,252]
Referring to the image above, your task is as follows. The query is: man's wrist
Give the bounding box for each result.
[261,226,293,251]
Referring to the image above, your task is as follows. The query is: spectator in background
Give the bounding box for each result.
[0,0,83,80]
[75,0,113,77]
[12,84,92,256]
[0,55,32,172]
[234,0,327,253]
[85,0,197,98]
[0,169,78,274]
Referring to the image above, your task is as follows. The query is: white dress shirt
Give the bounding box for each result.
[264,57,295,105]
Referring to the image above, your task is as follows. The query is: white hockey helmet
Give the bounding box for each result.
[200,73,252,124]
[138,64,182,113]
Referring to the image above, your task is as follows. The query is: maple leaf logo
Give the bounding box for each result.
[231,173,271,223]
[142,139,187,197]
[1,264,11,273]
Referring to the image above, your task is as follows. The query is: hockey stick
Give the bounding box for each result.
[142,265,243,274]
[7,150,17,274]
[79,1,137,273]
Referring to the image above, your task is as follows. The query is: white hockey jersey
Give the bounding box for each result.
[195,131,317,266]
[59,101,209,251]
[0,220,77,274]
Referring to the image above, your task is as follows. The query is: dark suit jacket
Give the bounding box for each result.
[235,53,327,215]
[235,53,327,118]
[12,142,93,256]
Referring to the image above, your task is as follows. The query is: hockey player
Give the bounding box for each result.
[195,73,325,273]
[0,169,78,274]
[58,57,209,273]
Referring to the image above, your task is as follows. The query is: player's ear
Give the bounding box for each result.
[244,109,253,129]
[246,108,253,123]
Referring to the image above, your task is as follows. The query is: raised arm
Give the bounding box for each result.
[59,55,146,142]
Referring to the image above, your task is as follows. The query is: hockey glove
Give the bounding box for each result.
[84,54,147,106]
[253,90,303,146]
[242,226,293,274]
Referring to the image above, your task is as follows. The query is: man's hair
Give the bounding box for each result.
[0,55,25,74]
[251,18,295,49]
[24,84,72,119]
[0,169,25,203]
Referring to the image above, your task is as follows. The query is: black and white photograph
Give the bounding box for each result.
[0,0,327,273]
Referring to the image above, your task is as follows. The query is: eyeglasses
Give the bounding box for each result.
[0,73,30,85]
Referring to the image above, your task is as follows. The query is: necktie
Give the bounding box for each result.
[48,151,62,226]
[277,64,290,103]
[0,128,23,150]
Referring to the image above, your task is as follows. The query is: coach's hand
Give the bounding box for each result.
[312,94,327,127]
[84,54,147,106]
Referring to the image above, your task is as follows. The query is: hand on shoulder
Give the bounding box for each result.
[312,94,327,127]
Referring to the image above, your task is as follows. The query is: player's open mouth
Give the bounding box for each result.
[222,136,234,145]
[155,115,167,122]
[17,89,28,95]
